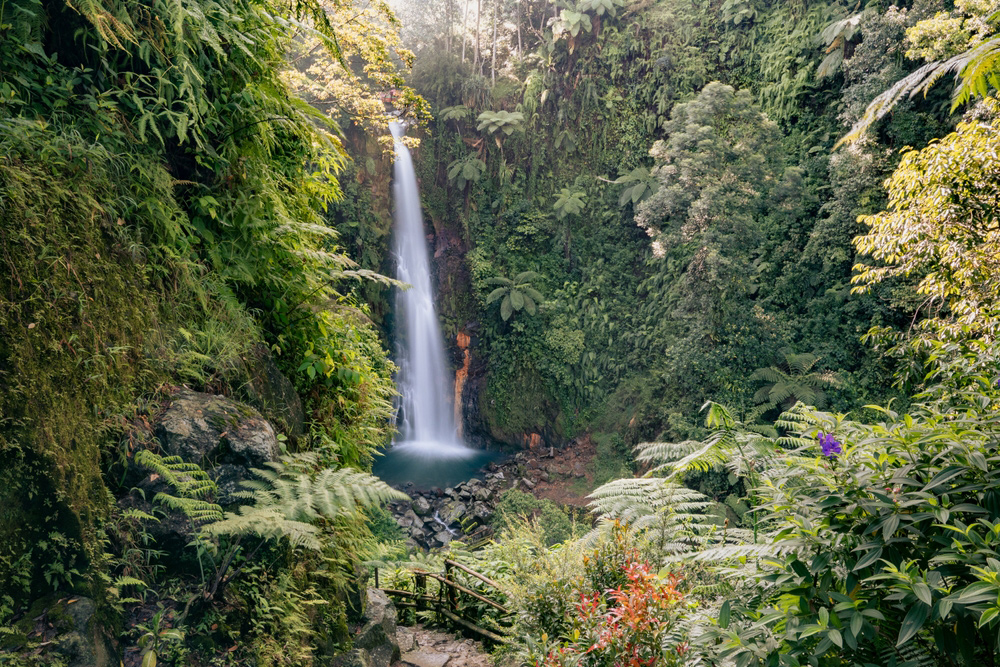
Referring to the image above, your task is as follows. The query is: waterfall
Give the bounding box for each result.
[390,121,471,458]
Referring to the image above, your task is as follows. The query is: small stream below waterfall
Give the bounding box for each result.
[376,120,500,491]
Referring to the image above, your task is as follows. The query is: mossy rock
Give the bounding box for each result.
[154,388,279,472]
[2,596,115,667]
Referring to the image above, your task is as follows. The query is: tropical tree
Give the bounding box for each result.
[552,186,587,219]
[750,349,842,410]
[447,152,488,189]
[485,271,544,321]
[852,101,1000,344]
[634,82,790,331]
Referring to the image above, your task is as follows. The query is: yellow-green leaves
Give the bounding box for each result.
[852,101,1000,341]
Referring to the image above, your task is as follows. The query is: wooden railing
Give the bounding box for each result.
[374,559,512,643]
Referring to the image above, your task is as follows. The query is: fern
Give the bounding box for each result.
[840,32,1000,145]
[636,403,780,482]
[204,454,409,551]
[134,450,224,524]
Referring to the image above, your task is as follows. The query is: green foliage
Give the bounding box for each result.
[205,454,409,551]
[476,110,525,135]
[135,606,185,667]
[490,489,573,546]
[0,5,411,660]
[485,271,544,321]
[589,432,634,488]
[447,152,488,189]
[750,348,842,409]
[134,450,225,525]
[684,353,1000,665]
[552,187,586,220]
[853,100,1000,344]
[612,167,659,208]
[841,4,1000,143]
[552,9,592,40]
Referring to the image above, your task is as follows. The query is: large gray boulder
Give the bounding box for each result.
[353,589,400,667]
[412,496,433,516]
[156,388,279,468]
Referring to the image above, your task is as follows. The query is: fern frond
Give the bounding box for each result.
[205,455,408,551]
[688,539,800,562]
[635,439,704,464]
[839,36,1000,145]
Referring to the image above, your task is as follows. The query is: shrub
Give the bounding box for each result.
[491,489,574,546]
[530,540,691,667]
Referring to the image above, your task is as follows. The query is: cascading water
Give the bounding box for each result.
[373,121,499,489]
[390,120,466,454]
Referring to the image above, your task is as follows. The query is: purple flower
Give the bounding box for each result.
[818,432,842,458]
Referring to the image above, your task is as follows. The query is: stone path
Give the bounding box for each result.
[395,625,491,667]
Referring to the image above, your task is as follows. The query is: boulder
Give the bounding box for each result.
[8,596,113,667]
[354,589,400,667]
[156,388,279,469]
[439,501,467,526]
[396,627,416,653]
[330,649,373,667]
[434,530,454,546]
[401,650,451,667]
[469,502,492,525]
[411,496,432,516]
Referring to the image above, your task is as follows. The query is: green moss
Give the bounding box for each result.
[0,129,164,600]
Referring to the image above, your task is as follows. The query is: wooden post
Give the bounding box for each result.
[444,561,458,614]
[415,573,426,612]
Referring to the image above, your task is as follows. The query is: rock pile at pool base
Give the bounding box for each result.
[386,470,509,550]
[384,439,601,550]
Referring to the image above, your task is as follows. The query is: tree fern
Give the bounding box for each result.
[840,31,1000,145]
[636,402,779,482]
[750,349,841,410]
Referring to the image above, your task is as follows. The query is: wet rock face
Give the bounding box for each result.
[354,589,400,667]
[240,343,305,445]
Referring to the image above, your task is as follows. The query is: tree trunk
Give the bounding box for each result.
[462,0,470,62]
[491,0,498,83]
[475,0,481,72]
[516,1,522,57]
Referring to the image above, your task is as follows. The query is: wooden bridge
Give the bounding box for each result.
[374,559,513,643]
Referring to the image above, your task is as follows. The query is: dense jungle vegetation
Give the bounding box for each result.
[2,0,1000,663]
